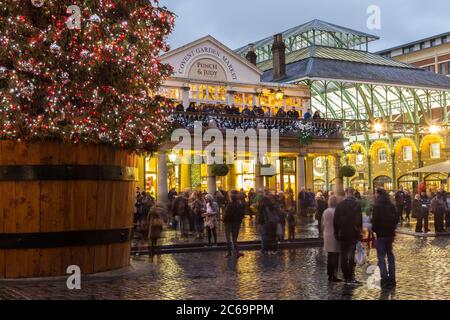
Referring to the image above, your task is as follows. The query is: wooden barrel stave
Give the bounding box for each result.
[0,141,136,278]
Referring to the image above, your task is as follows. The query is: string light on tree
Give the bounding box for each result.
[0,0,176,153]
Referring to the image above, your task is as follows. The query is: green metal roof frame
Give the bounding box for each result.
[236,19,379,55]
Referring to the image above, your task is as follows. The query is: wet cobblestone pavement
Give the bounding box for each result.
[1,235,449,300]
[133,218,320,249]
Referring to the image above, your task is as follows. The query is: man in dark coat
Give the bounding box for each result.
[223,190,246,257]
[372,188,399,288]
[287,107,300,119]
[333,187,363,285]
[394,186,406,222]
[171,194,191,238]
[298,187,309,217]
[445,192,450,231]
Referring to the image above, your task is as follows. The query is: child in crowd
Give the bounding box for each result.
[286,209,296,241]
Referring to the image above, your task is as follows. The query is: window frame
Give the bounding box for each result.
[378,148,387,164]
[403,146,413,161]
[430,143,441,159]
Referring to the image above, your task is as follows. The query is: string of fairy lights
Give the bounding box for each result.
[0,0,175,153]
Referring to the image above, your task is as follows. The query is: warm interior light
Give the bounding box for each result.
[261,154,270,165]
[168,152,177,163]
[429,125,441,134]
[275,89,284,101]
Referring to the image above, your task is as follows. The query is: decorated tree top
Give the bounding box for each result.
[0,0,175,152]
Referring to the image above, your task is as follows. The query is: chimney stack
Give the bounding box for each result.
[272,33,286,81]
[245,43,257,66]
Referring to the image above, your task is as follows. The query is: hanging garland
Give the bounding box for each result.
[298,130,313,146]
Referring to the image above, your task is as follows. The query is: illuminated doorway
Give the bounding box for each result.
[236,160,255,191]
[281,158,296,195]
[424,173,448,193]
[374,175,393,191]
[398,175,418,194]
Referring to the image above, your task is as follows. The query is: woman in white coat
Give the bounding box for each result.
[321,196,342,282]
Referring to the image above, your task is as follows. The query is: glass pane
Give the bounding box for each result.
[245,94,253,106]
[217,86,226,101]
[234,93,243,106]
[208,85,216,101]
[260,95,269,107]
[403,146,413,161]
[199,85,207,100]
[169,88,180,100]
[189,84,198,99]
[430,143,441,159]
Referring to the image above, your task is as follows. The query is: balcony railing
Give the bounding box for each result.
[169,111,343,139]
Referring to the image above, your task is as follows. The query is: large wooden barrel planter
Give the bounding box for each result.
[0,141,138,279]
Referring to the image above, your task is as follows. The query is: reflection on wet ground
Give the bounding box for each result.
[1,235,449,300]
[137,217,320,246]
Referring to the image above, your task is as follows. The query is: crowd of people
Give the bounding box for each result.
[166,187,298,256]
[174,102,322,121]
[133,183,450,288]
[321,185,450,288]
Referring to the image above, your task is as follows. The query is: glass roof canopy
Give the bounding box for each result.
[236,19,379,64]
[238,19,450,135]
[308,80,450,125]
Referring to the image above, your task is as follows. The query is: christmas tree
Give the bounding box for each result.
[0,0,175,152]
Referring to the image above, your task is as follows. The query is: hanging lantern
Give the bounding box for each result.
[275,89,284,101]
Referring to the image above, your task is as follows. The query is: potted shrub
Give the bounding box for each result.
[210,164,230,177]
[340,165,357,178]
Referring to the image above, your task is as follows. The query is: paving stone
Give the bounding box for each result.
[0,235,449,300]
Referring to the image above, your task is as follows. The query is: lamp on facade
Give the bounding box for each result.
[429,125,441,134]
[275,89,284,101]
[261,154,271,166]
[168,151,177,163]
[372,122,384,133]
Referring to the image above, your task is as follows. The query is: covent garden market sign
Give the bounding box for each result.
[177,46,238,81]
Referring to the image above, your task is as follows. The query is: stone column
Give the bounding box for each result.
[252,93,257,107]
[391,153,397,190]
[306,156,314,191]
[255,164,264,192]
[296,154,306,193]
[296,154,306,214]
[325,157,330,192]
[226,90,235,106]
[207,165,217,195]
[157,152,169,208]
[334,154,344,196]
[182,86,190,110]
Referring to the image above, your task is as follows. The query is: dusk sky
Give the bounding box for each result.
[159,0,450,52]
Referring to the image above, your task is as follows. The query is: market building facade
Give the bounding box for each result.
[137,35,344,207]
[139,20,450,206]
